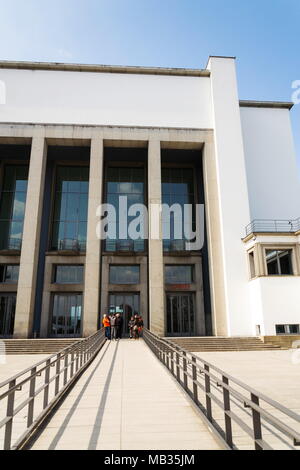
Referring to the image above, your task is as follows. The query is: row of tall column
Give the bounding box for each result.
[13,137,165,338]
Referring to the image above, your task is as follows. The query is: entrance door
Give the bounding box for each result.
[166,293,195,336]
[109,293,140,336]
[51,293,82,337]
[0,294,16,337]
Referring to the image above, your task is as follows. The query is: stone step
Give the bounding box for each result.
[166,337,283,352]
[2,338,81,355]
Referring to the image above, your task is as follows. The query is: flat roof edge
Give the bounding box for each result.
[0,60,210,77]
[240,100,294,110]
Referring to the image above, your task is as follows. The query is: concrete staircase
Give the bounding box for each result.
[166,336,283,352]
[1,338,81,355]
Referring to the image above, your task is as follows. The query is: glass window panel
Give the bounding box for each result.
[105,167,145,252]
[107,181,118,193]
[0,192,14,220]
[165,265,193,284]
[1,265,19,283]
[80,180,89,193]
[10,221,23,243]
[266,250,279,275]
[79,193,88,220]
[67,193,80,221]
[119,182,132,194]
[3,167,15,191]
[119,168,131,183]
[54,193,67,221]
[279,250,293,275]
[131,182,143,193]
[266,250,293,275]
[0,221,10,249]
[65,222,77,240]
[109,265,140,284]
[78,222,87,248]
[52,167,88,251]
[107,167,119,180]
[12,192,26,220]
[55,265,84,284]
[51,293,82,336]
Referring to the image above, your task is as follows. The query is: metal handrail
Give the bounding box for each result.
[143,329,300,450]
[245,218,300,236]
[0,329,106,450]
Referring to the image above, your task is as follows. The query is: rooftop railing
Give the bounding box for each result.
[245,218,300,237]
[143,329,300,450]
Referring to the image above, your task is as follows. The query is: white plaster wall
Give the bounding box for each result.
[0,69,213,129]
[240,107,300,220]
[207,57,252,336]
[249,277,300,336]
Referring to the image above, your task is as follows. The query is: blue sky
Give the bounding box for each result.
[0,0,299,166]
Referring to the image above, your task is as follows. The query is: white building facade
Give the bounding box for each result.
[0,56,299,339]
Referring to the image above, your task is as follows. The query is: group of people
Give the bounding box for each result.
[102,312,144,340]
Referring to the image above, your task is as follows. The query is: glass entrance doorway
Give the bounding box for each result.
[0,294,16,337]
[51,294,82,337]
[108,293,140,336]
[166,293,195,336]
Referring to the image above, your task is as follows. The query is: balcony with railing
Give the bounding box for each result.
[245,218,300,237]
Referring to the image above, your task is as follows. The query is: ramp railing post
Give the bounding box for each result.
[204,364,212,422]
[4,379,16,450]
[192,356,198,403]
[43,359,51,409]
[251,393,263,450]
[222,375,233,448]
[27,367,37,427]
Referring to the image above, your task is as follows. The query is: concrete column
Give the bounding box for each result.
[148,140,165,336]
[14,136,47,338]
[83,137,104,337]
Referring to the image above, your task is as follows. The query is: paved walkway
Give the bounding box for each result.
[31,339,221,450]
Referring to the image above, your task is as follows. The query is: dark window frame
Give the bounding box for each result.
[0,264,20,284]
[164,265,194,284]
[276,324,300,335]
[53,264,84,284]
[265,248,294,276]
[0,164,29,250]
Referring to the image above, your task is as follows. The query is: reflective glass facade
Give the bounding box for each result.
[51,166,89,251]
[105,167,145,252]
[0,165,28,250]
[161,168,195,252]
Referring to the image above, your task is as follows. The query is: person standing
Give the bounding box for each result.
[110,313,117,341]
[115,313,123,340]
[102,314,111,340]
[128,316,135,339]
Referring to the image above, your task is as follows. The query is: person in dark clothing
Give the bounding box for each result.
[115,313,123,340]
[128,316,135,338]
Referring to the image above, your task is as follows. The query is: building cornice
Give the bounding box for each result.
[239,100,294,110]
[0,60,210,77]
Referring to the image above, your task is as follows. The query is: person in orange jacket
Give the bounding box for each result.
[102,314,111,340]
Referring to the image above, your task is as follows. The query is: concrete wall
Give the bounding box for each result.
[0,69,213,129]
[241,107,300,220]
[249,277,300,336]
[207,57,252,336]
